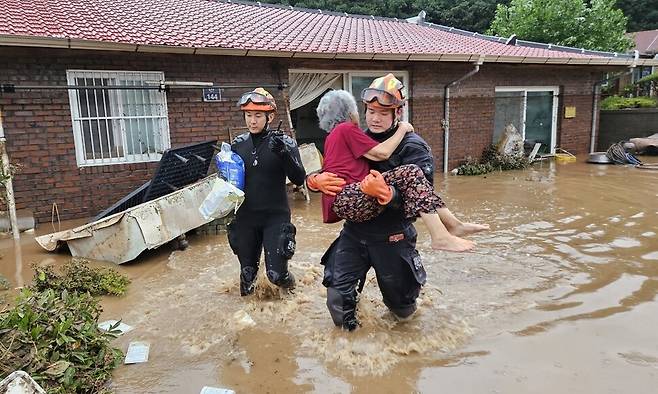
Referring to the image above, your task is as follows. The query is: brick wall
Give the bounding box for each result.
[0,46,615,222]
[0,47,289,223]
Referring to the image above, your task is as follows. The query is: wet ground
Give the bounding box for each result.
[1,157,657,393]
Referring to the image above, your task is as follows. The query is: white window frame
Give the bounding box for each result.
[66,70,171,167]
[288,69,410,121]
[495,86,559,154]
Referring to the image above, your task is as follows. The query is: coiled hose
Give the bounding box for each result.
[606,142,642,165]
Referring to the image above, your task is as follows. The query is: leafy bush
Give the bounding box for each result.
[481,145,530,171]
[32,260,130,296]
[636,73,658,85]
[0,288,123,393]
[455,157,494,176]
[600,95,658,110]
[455,145,530,176]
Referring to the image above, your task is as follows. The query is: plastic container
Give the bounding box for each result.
[555,153,577,163]
[0,371,46,394]
[215,142,245,191]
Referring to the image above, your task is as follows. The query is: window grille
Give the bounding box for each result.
[66,70,170,166]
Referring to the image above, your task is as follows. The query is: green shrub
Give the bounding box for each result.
[622,84,635,96]
[601,95,658,110]
[32,260,130,296]
[455,145,530,176]
[636,73,658,85]
[0,288,123,393]
[456,160,494,176]
[481,145,530,171]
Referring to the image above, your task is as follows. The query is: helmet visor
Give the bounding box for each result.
[361,88,404,107]
[237,91,274,107]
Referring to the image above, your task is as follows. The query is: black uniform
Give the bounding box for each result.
[227,130,306,295]
[322,125,434,330]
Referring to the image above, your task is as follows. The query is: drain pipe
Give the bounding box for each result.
[442,55,485,173]
[590,50,639,153]
[0,106,20,240]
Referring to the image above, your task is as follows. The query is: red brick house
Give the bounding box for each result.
[1,0,657,223]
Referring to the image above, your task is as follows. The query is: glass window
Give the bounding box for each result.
[67,70,170,166]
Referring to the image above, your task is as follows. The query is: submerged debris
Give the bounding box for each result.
[455,145,530,176]
[32,259,130,296]
[0,288,123,393]
[0,273,10,291]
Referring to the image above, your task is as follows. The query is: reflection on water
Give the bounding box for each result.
[1,158,657,392]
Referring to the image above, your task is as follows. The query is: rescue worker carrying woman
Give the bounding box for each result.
[312,75,487,330]
[227,88,306,296]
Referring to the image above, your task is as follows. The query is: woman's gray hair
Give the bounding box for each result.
[316,90,359,132]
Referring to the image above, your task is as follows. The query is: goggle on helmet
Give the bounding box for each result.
[361,73,406,109]
[238,88,277,112]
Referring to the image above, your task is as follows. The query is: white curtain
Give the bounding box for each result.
[289,72,341,110]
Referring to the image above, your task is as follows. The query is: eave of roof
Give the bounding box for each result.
[3,34,657,67]
[1,0,657,67]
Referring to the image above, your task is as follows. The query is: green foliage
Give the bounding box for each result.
[410,0,507,33]
[260,0,655,38]
[616,0,658,32]
[456,157,494,175]
[636,73,658,85]
[455,145,530,176]
[481,145,531,171]
[622,84,635,96]
[0,288,123,393]
[32,260,130,297]
[487,0,633,52]
[259,0,509,33]
[600,95,658,109]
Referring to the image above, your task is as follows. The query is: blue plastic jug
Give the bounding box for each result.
[215,142,245,190]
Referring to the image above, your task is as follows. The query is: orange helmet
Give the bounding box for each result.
[361,73,406,110]
[238,87,277,112]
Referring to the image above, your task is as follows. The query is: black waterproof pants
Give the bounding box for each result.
[227,210,296,295]
[321,224,427,330]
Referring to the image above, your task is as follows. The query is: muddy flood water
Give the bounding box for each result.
[2,158,657,393]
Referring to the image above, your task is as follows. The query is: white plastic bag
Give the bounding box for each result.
[199,176,245,220]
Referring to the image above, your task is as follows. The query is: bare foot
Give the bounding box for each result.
[450,222,490,237]
[431,235,475,252]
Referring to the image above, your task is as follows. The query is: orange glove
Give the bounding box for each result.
[306,172,346,196]
[360,170,393,205]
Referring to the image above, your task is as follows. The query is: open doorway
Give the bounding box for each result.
[290,75,343,153]
[288,70,410,154]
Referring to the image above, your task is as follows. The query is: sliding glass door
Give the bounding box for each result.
[494,87,559,154]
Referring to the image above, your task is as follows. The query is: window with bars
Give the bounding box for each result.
[66,70,171,166]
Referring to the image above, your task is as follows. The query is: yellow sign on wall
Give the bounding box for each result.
[565,106,576,118]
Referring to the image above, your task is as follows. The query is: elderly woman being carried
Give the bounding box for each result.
[308,89,478,252]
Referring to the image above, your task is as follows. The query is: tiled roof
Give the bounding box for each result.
[0,0,654,65]
[632,29,658,55]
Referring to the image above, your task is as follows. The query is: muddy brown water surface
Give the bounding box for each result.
[2,158,657,393]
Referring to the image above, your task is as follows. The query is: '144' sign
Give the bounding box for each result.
[203,88,222,102]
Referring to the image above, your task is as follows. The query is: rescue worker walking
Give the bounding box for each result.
[314,74,486,330]
[227,88,306,296]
